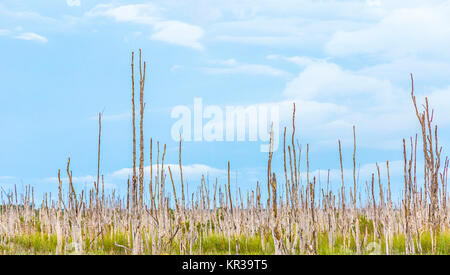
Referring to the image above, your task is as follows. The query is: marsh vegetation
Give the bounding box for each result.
[0,51,448,255]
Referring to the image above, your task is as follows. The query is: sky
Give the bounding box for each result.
[1,0,450,205]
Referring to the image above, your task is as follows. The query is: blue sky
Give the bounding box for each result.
[1,0,450,204]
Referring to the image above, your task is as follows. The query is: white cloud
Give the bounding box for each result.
[0,3,56,23]
[44,175,117,190]
[86,4,204,50]
[325,4,450,58]
[311,160,404,185]
[283,61,398,104]
[178,0,386,21]
[14,32,48,43]
[192,55,438,151]
[268,59,422,150]
[213,18,368,48]
[39,163,225,198]
[110,164,226,181]
[171,65,184,72]
[267,54,326,67]
[366,0,381,7]
[0,26,49,44]
[45,175,95,183]
[204,58,290,77]
[266,54,450,151]
[358,57,450,87]
[151,20,204,50]
[67,0,81,7]
[217,35,302,46]
[90,112,130,122]
[276,58,450,152]
[86,3,161,25]
[426,87,450,126]
[0,29,10,36]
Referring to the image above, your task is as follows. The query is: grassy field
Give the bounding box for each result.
[2,219,449,255]
[0,52,448,255]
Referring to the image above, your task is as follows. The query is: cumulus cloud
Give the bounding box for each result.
[171,65,184,72]
[0,29,10,36]
[425,87,450,126]
[187,53,430,151]
[0,25,48,44]
[325,4,450,58]
[203,58,290,77]
[43,163,225,193]
[358,57,450,87]
[283,61,398,104]
[86,4,204,50]
[45,175,95,186]
[366,0,381,7]
[0,3,56,23]
[66,0,81,7]
[44,175,118,191]
[86,3,161,24]
[179,0,385,21]
[151,20,204,50]
[110,164,225,181]
[266,54,323,67]
[213,18,367,48]
[14,32,48,43]
[237,57,419,150]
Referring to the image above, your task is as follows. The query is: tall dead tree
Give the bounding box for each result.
[96,112,101,205]
[411,73,442,239]
[139,49,146,211]
[179,134,185,210]
[131,51,137,210]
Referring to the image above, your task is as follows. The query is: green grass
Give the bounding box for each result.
[6,233,58,255]
[2,228,448,255]
[1,214,448,255]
